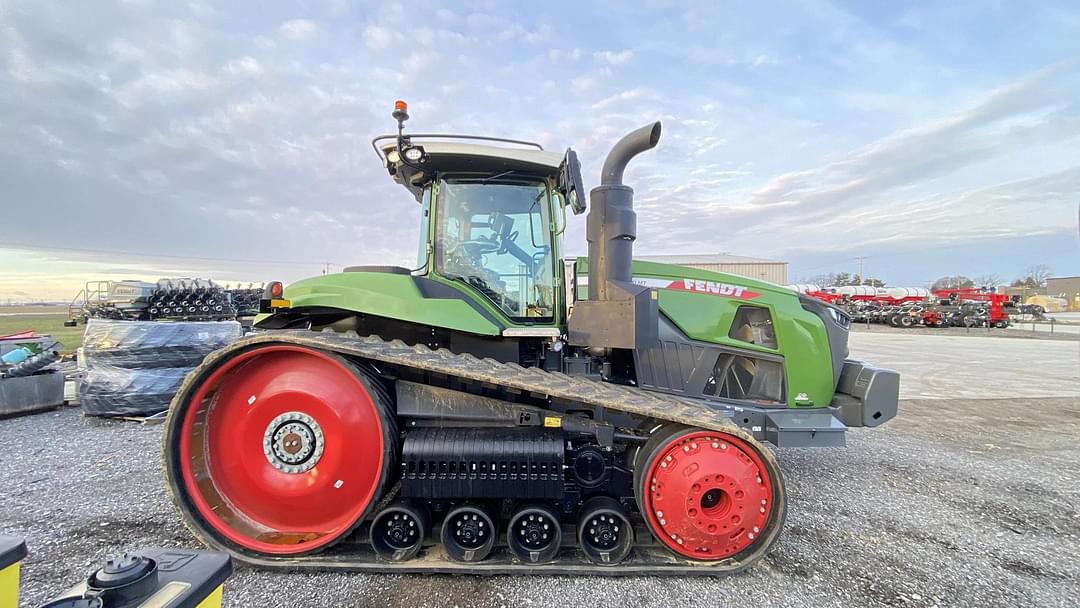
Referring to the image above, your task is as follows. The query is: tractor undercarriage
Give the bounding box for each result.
[163,330,790,575]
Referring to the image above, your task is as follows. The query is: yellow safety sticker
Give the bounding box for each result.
[270,299,291,309]
[543,416,562,428]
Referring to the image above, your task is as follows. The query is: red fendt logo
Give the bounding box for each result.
[631,277,762,300]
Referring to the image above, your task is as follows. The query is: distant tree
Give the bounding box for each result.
[804,272,837,287]
[1011,264,1051,288]
[974,274,1002,290]
[801,272,886,287]
[931,275,975,291]
[853,274,887,288]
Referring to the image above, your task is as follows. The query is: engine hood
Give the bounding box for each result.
[575,257,796,302]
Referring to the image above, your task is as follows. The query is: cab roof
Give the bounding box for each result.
[375,135,565,201]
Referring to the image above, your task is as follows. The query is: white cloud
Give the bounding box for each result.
[362,25,397,51]
[630,64,1080,269]
[548,48,582,63]
[742,63,1077,214]
[435,8,458,24]
[497,23,552,44]
[590,87,657,111]
[226,56,262,76]
[5,45,36,82]
[594,49,634,66]
[106,39,146,62]
[465,12,504,31]
[751,54,778,67]
[402,50,439,73]
[112,68,220,107]
[570,75,596,94]
[278,18,317,41]
[187,1,219,20]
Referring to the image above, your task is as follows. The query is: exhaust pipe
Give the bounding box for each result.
[587,121,662,303]
[570,122,663,349]
[600,122,662,186]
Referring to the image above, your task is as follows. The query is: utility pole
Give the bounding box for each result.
[855,256,866,285]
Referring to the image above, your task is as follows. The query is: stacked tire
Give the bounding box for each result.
[79,319,242,417]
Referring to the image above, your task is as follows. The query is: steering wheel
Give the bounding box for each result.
[452,239,499,257]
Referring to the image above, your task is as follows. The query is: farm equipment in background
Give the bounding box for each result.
[932,288,1013,328]
[920,308,947,328]
[161,105,899,576]
[66,280,156,324]
[66,280,265,326]
[885,303,924,328]
[1015,303,1048,319]
[796,285,1016,329]
[785,284,844,305]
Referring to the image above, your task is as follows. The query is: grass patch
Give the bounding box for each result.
[0,313,85,352]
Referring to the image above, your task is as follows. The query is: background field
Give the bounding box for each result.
[0,306,84,351]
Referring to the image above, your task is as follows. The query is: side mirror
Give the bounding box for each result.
[558,148,586,215]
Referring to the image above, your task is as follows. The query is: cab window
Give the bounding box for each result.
[434,177,554,321]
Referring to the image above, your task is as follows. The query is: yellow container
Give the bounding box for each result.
[0,536,28,608]
[40,548,231,608]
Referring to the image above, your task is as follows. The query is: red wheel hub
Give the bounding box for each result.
[642,430,773,560]
[177,345,388,555]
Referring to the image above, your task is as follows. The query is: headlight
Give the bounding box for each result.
[827,306,851,329]
[403,146,424,162]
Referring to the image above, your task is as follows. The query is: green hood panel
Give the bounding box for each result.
[627,259,792,299]
[283,271,503,336]
[577,258,836,407]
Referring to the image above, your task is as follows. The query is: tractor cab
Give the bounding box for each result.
[373,101,586,326]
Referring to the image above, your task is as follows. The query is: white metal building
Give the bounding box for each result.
[637,253,788,285]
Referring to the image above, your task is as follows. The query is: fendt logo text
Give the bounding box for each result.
[630,277,762,300]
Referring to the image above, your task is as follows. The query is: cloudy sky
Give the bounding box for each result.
[1,0,1077,301]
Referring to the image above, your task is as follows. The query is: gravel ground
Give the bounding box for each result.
[850,322,1080,341]
[3,337,1080,607]
[847,332,1079,400]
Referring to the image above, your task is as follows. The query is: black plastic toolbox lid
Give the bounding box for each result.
[135,548,232,608]
[0,535,28,570]
[40,548,232,608]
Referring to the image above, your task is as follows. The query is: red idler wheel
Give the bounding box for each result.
[635,425,786,563]
[165,344,397,556]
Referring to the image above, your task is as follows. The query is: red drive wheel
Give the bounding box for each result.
[164,344,397,556]
[635,425,786,563]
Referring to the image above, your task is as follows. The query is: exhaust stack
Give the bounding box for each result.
[569,122,662,350]
[588,122,662,302]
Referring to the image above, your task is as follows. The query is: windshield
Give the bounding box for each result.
[434,177,554,321]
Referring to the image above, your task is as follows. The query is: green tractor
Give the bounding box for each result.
[163,102,898,574]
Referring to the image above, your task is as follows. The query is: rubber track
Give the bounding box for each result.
[192,329,746,433]
[166,329,785,576]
